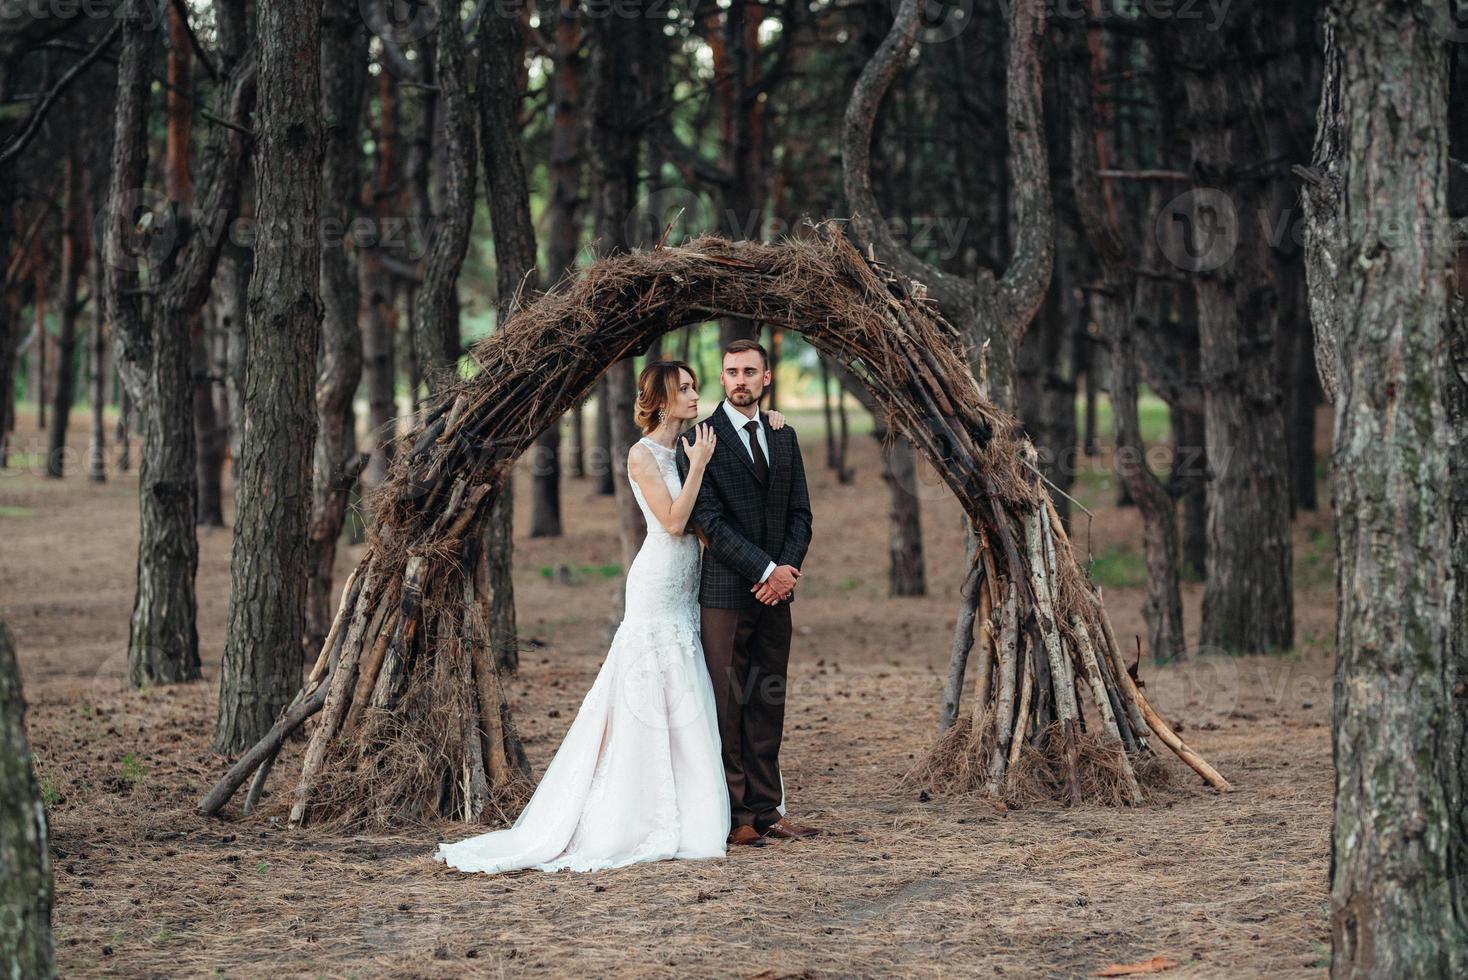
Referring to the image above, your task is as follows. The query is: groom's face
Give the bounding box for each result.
[721,351,770,410]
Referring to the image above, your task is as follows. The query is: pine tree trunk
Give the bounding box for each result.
[1173,3,1293,654]
[0,620,54,979]
[882,433,925,597]
[594,376,613,495]
[360,71,401,488]
[129,305,202,686]
[306,0,369,659]
[101,1,188,681]
[1302,4,1468,973]
[1064,16,1184,662]
[192,309,226,527]
[215,0,323,753]
[479,0,540,672]
[0,149,12,470]
[45,153,81,479]
[1445,37,1468,962]
[1161,405,1205,579]
[87,202,107,484]
[587,0,645,595]
[530,0,584,537]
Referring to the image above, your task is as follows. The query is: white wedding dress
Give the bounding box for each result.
[433,436,732,874]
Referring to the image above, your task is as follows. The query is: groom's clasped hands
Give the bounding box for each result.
[753,564,800,605]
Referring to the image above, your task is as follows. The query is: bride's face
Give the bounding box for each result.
[670,368,700,422]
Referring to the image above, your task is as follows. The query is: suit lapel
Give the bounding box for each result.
[763,412,786,484]
[715,400,763,485]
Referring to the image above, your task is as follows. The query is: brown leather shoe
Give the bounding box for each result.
[727,825,766,847]
[761,817,820,840]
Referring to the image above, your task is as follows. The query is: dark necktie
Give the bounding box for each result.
[744,419,769,483]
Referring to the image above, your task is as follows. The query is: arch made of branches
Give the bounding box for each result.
[201,219,1229,828]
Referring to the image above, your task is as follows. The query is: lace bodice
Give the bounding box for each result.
[624,437,700,628]
[628,437,681,535]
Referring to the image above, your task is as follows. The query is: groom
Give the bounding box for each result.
[675,339,819,847]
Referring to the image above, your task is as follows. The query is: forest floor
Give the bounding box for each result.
[1,403,1338,979]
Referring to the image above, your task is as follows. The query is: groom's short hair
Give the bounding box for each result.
[723,338,768,368]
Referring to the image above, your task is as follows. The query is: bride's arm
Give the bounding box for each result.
[628,444,706,536]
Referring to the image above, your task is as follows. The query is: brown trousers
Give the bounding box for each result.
[699,602,793,832]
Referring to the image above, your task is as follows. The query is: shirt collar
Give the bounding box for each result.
[722,398,762,433]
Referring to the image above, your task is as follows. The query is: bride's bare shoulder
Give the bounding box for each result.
[631,440,670,476]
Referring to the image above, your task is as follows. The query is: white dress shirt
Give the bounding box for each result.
[720,398,776,584]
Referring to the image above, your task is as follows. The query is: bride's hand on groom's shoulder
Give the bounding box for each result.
[767,410,788,430]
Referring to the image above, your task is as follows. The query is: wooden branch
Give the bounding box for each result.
[987,584,1021,791]
[199,676,332,817]
[1071,615,1143,805]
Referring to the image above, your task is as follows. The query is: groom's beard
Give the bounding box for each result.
[728,387,762,408]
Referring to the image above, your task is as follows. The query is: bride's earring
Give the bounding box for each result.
[656,408,667,425]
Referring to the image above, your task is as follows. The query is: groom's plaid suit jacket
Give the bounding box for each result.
[674,401,813,610]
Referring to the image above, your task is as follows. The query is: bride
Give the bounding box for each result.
[433,360,788,874]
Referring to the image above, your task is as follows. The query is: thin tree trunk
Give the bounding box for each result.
[45,152,82,479]
[1301,4,1468,973]
[0,620,55,979]
[479,0,539,672]
[361,70,401,488]
[215,0,323,753]
[87,190,107,484]
[33,274,46,431]
[594,376,613,494]
[163,1,225,527]
[882,433,925,596]
[1064,14,1184,661]
[530,0,584,537]
[587,0,644,591]
[305,0,368,660]
[218,238,250,484]
[570,398,586,479]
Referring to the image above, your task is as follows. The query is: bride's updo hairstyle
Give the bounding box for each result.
[635,360,698,434]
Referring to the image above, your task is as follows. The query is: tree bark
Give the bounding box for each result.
[45,150,83,479]
[1063,14,1184,662]
[479,0,539,672]
[1445,36,1468,970]
[215,0,323,753]
[0,620,54,979]
[87,188,107,484]
[587,0,647,606]
[1301,3,1468,974]
[102,0,188,686]
[305,0,369,660]
[360,70,401,488]
[531,0,584,538]
[1171,2,1293,653]
[0,157,13,471]
[164,1,225,527]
